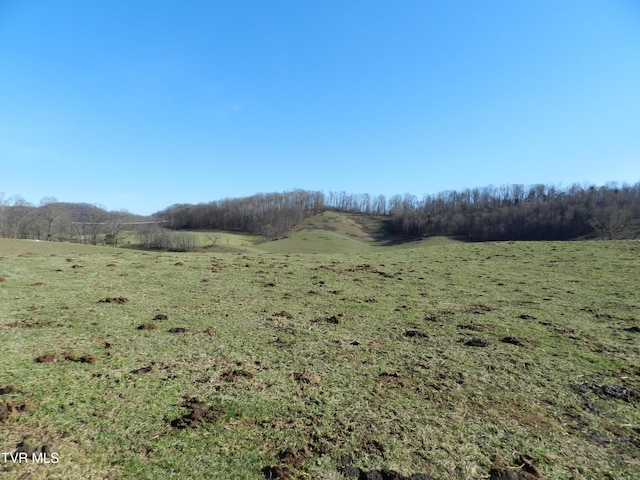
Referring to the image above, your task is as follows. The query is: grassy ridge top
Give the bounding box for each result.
[1,239,639,479]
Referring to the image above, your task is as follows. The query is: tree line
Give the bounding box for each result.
[2,182,639,246]
[155,183,640,241]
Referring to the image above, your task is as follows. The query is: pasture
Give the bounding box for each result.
[0,237,639,479]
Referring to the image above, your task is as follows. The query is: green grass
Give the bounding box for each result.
[0,238,639,479]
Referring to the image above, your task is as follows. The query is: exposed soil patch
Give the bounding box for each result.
[340,455,434,480]
[313,313,344,324]
[0,277,5,282]
[168,327,187,333]
[0,399,37,423]
[501,336,524,346]
[262,464,296,479]
[519,314,537,320]
[405,330,428,338]
[221,369,255,382]
[464,338,490,347]
[153,314,168,320]
[601,385,632,401]
[457,323,485,332]
[7,318,53,328]
[14,441,57,457]
[174,262,184,266]
[292,372,321,386]
[624,326,640,333]
[489,456,544,480]
[169,396,222,429]
[32,282,45,286]
[272,311,294,319]
[138,323,157,330]
[279,446,313,465]
[98,297,129,304]
[378,372,411,389]
[35,354,58,363]
[131,366,153,375]
[0,385,21,395]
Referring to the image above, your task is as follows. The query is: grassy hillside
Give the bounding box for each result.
[0,239,639,479]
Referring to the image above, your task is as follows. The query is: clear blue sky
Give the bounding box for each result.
[1,0,639,215]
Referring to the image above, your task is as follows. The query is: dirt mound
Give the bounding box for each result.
[35,354,58,363]
[168,327,187,333]
[501,336,524,346]
[170,396,222,429]
[464,338,489,347]
[99,297,129,304]
[131,366,153,375]
[0,385,21,395]
[405,330,428,338]
[153,314,168,320]
[0,400,37,422]
[489,456,544,480]
[138,323,157,330]
[340,456,434,480]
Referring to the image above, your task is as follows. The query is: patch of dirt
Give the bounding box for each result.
[464,338,490,347]
[624,326,640,333]
[168,327,187,333]
[519,314,537,320]
[273,311,293,319]
[501,336,524,346]
[601,385,632,401]
[404,330,428,338]
[292,372,321,386]
[14,440,57,457]
[489,456,544,480]
[457,323,485,331]
[261,464,296,479]
[98,297,129,304]
[138,323,157,330]
[221,369,254,382]
[378,372,410,389]
[35,354,58,363]
[0,385,21,395]
[169,396,222,429]
[0,399,37,423]
[340,455,434,480]
[7,318,53,328]
[131,366,153,375]
[80,355,98,364]
[0,277,5,282]
[279,446,313,465]
[153,314,168,320]
[174,262,184,266]
[32,282,45,286]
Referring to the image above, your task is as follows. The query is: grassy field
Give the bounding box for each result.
[0,236,639,479]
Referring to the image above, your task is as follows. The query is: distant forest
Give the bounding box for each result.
[1,182,639,245]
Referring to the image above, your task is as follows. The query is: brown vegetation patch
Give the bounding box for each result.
[99,297,129,304]
[468,304,495,314]
[138,323,157,330]
[221,369,255,382]
[174,262,184,266]
[0,277,5,282]
[169,396,222,429]
[106,263,117,267]
[272,311,294,319]
[278,446,314,465]
[32,282,45,286]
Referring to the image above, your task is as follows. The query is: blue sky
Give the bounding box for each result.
[1,0,639,215]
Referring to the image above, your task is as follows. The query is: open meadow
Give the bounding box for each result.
[1,237,639,479]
